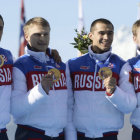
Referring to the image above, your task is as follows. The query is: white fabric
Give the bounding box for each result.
[11,48,68,137]
[130,49,140,129]
[0,48,13,129]
[65,49,137,139]
[0,85,11,129]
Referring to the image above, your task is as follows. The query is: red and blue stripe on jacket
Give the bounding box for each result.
[14,54,67,91]
[68,53,125,92]
[128,55,140,93]
[0,48,13,86]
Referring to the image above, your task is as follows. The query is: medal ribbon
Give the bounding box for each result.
[93,54,111,68]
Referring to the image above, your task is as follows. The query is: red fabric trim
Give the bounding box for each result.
[77,131,118,137]
[18,124,64,137]
[0,128,7,133]
[103,132,118,137]
[18,125,45,135]
[106,92,113,96]
[28,139,42,140]
[132,125,140,133]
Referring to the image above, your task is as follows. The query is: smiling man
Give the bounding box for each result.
[11,17,67,140]
[65,18,137,140]
[88,20,114,53]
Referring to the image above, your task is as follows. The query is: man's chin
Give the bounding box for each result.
[38,45,48,51]
[103,46,111,50]
[35,48,47,52]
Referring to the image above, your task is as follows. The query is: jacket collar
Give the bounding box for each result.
[88,45,112,61]
[25,46,50,63]
[137,48,140,55]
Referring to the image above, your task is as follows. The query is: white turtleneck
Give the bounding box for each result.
[25,46,50,63]
[88,45,112,61]
[137,48,140,55]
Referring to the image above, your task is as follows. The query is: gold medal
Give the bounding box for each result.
[98,67,112,80]
[0,55,4,67]
[48,68,61,82]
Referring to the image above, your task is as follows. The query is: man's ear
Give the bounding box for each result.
[133,35,137,43]
[24,33,29,42]
[88,32,93,40]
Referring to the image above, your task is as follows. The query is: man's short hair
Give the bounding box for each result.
[0,15,4,26]
[23,17,50,34]
[132,19,140,36]
[90,18,114,32]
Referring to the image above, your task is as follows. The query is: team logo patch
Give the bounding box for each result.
[0,55,4,67]
[80,66,90,70]
[55,63,60,68]
[34,65,42,69]
[2,54,7,62]
[108,63,115,69]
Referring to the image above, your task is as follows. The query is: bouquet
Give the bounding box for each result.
[71,29,92,54]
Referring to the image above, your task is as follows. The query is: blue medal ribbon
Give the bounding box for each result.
[94,54,111,68]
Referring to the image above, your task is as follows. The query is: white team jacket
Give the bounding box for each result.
[65,47,137,139]
[0,48,13,129]
[130,50,140,129]
[10,48,68,137]
[0,86,11,129]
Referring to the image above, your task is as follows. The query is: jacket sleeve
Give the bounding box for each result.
[65,61,77,140]
[106,62,137,114]
[10,67,48,119]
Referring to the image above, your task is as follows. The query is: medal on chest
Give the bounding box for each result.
[0,55,4,67]
[48,68,61,82]
[94,54,112,80]
[98,67,112,80]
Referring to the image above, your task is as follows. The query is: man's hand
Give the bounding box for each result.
[103,77,116,94]
[51,49,62,63]
[41,72,54,94]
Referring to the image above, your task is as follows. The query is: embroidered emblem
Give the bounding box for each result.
[80,66,90,70]
[0,55,4,67]
[108,63,115,69]
[34,65,42,69]
[55,63,60,68]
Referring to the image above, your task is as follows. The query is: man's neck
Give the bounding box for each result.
[27,44,43,52]
[91,45,106,54]
[137,47,140,51]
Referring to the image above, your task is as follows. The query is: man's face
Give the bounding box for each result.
[133,27,140,48]
[89,23,114,53]
[25,24,50,52]
[0,19,4,41]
